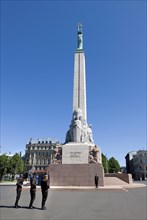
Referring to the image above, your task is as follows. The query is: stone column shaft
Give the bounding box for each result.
[73,51,87,121]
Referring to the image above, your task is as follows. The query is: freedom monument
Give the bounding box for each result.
[48,24,104,186]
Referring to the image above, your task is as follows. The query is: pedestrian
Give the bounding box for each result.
[14,175,24,208]
[29,173,36,209]
[41,174,49,210]
[94,174,99,188]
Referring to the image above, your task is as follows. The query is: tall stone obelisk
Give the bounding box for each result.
[73,23,87,121]
[48,24,104,187]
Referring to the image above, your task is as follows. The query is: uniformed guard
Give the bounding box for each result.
[29,173,37,209]
[94,174,99,188]
[41,174,49,210]
[14,175,24,208]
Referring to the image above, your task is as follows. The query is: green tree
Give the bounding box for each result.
[101,153,109,173]
[0,154,10,181]
[108,157,120,173]
[9,153,24,180]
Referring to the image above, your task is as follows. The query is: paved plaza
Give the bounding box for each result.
[0,183,146,220]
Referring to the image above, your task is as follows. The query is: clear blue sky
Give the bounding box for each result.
[1,0,146,166]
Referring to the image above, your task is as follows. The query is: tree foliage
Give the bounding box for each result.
[0,154,10,180]
[0,153,25,181]
[9,154,24,179]
[108,157,120,173]
[101,153,109,173]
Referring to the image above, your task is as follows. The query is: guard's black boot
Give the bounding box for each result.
[41,207,46,210]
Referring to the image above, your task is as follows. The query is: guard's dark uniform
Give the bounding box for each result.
[14,177,23,208]
[29,175,36,208]
[41,175,49,210]
[94,175,99,188]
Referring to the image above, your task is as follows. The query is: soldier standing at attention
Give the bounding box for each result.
[41,174,49,210]
[94,174,99,188]
[29,173,37,209]
[14,175,24,208]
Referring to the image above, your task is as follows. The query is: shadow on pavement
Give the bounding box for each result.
[0,205,41,210]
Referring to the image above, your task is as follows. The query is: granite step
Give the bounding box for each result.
[104,177,129,185]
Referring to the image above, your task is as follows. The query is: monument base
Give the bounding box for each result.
[48,163,104,186]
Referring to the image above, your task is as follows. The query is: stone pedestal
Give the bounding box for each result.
[48,143,104,187]
[48,163,104,186]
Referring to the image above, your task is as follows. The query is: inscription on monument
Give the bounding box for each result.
[62,143,89,164]
[70,152,81,158]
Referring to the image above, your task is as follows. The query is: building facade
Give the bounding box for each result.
[133,150,147,180]
[125,151,137,178]
[25,138,61,174]
[125,150,147,180]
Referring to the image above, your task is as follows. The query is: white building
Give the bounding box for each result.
[25,137,60,173]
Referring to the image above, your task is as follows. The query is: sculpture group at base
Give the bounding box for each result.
[89,145,102,164]
[51,145,62,164]
[51,143,102,165]
[65,108,94,144]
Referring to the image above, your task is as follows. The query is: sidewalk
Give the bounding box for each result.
[49,183,146,190]
[0,181,146,189]
[0,181,29,186]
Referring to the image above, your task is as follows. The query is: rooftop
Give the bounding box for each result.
[27,137,60,144]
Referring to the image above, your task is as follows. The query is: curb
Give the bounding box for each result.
[0,183,146,189]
